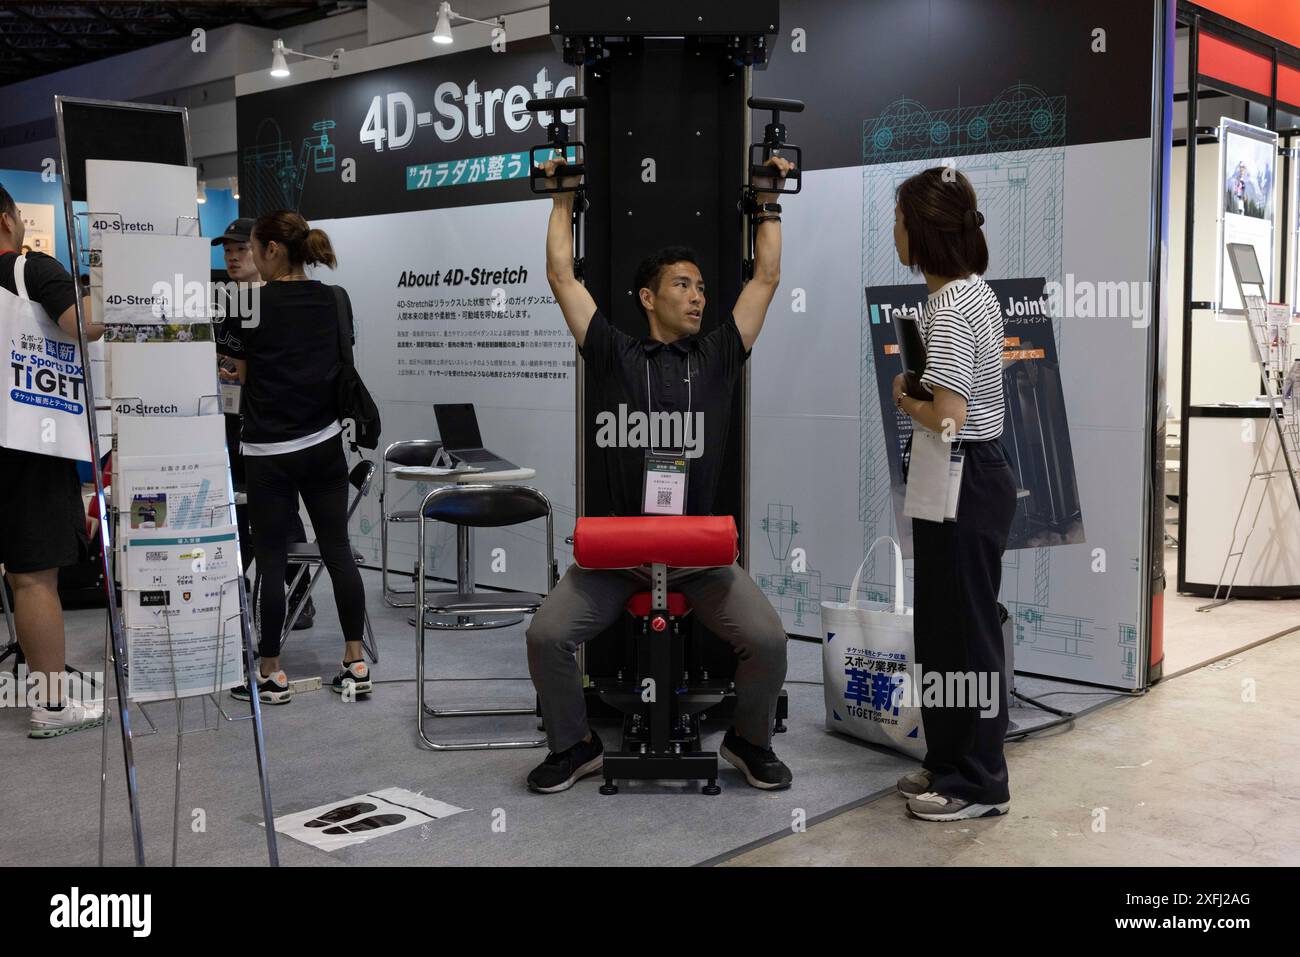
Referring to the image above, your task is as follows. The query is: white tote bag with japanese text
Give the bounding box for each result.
[821,535,926,759]
[0,255,92,461]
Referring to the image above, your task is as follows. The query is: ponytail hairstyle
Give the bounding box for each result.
[895,167,988,278]
[251,210,337,269]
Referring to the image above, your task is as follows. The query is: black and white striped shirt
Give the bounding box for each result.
[918,275,1005,441]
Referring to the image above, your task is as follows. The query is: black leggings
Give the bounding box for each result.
[244,436,365,659]
[228,413,308,578]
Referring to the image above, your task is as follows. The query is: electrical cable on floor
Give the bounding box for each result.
[1005,713,1076,739]
[1012,689,1075,718]
[1021,688,1147,698]
[374,676,532,683]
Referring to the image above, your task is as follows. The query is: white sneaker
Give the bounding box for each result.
[906,790,1010,822]
[29,697,106,739]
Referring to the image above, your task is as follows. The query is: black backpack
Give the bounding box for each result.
[331,285,382,451]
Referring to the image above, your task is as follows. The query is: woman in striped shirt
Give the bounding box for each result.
[890,167,1018,822]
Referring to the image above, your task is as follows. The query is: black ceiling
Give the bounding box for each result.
[0,1,364,85]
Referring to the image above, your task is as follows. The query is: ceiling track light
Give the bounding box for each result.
[433,2,505,46]
[270,37,344,78]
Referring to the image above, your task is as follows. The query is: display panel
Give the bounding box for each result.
[1216,118,1276,316]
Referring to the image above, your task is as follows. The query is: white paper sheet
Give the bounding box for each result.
[108,340,221,416]
[272,788,468,852]
[124,575,244,703]
[85,160,199,240]
[99,234,212,324]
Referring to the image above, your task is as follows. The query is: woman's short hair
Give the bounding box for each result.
[251,210,337,269]
[895,167,988,277]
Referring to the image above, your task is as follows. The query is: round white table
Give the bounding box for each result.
[392,465,538,629]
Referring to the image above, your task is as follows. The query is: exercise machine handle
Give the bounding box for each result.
[526,95,589,113]
[527,95,589,196]
[748,96,805,114]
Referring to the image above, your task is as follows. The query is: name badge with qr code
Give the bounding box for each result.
[220,381,241,415]
[642,451,689,515]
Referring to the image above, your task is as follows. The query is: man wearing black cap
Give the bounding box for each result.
[212,218,315,630]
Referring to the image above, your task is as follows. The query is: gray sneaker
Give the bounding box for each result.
[897,769,933,798]
[907,791,1009,822]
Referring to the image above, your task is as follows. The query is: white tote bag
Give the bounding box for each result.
[0,255,92,462]
[821,535,927,759]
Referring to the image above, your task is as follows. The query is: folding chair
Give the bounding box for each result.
[415,483,556,750]
[380,439,442,608]
[252,460,380,663]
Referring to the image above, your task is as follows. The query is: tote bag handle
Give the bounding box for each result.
[846,535,906,615]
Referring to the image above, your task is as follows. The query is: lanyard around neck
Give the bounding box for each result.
[645,350,693,456]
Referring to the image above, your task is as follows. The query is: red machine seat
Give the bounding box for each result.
[573,516,737,570]
[625,591,690,617]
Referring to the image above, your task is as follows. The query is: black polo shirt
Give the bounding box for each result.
[580,308,749,516]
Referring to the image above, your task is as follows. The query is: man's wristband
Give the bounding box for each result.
[754,214,782,225]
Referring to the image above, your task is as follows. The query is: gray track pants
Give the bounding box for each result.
[525,562,788,753]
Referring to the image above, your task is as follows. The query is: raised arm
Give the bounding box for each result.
[540,157,598,348]
[732,155,795,351]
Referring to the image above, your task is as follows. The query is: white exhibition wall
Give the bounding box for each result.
[749,139,1156,689]
[316,135,1158,689]
[247,0,1168,690]
[1167,141,1300,409]
[318,199,577,594]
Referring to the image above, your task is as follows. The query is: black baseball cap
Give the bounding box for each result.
[211,217,255,246]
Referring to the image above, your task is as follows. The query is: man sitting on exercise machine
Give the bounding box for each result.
[524,154,796,794]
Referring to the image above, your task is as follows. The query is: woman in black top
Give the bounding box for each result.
[890,168,1018,822]
[226,210,371,704]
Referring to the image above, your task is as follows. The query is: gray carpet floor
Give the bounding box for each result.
[0,569,1120,867]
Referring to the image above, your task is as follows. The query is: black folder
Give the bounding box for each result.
[892,313,934,402]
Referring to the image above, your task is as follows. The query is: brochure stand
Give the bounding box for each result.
[1198,242,1300,610]
[54,96,277,866]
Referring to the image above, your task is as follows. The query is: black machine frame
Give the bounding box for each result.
[531,1,796,786]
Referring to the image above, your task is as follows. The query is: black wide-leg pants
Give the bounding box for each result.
[911,439,1018,804]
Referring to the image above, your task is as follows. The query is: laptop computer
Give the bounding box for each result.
[433,403,518,472]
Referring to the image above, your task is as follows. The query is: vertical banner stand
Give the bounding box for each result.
[54,96,277,866]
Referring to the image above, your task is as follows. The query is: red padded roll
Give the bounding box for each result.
[573,515,738,569]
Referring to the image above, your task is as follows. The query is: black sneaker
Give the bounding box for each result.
[230,670,292,705]
[719,727,793,790]
[331,660,373,696]
[291,596,315,631]
[526,731,604,794]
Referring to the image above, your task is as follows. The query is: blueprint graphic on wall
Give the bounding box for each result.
[858,87,1078,661]
[750,79,1154,688]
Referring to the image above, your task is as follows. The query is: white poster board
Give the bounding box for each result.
[108,340,221,416]
[1217,118,1277,318]
[85,159,200,242]
[98,234,212,324]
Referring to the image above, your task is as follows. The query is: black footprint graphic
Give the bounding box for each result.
[322,813,406,835]
[305,802,377,828]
